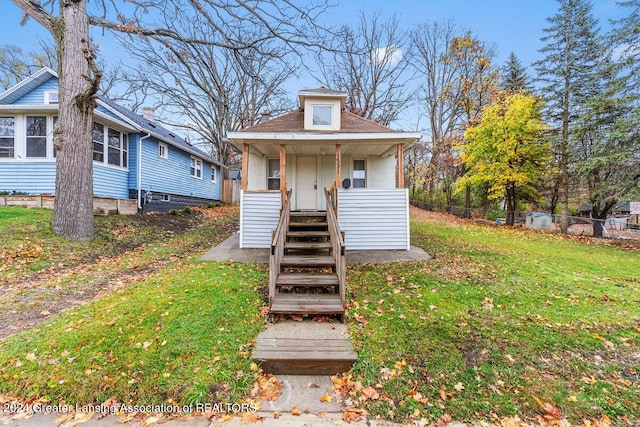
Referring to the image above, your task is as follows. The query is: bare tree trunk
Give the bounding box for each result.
[51,0,97,242]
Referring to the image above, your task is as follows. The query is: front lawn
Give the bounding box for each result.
[346,209,640,425]
[0,205,638,425]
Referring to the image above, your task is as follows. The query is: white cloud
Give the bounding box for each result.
[372,45,403,66]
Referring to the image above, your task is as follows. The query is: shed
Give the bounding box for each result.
[525,212,553,231]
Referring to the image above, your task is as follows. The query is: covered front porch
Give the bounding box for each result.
[236,137,414,250]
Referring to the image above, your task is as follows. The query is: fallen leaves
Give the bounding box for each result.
[249,371,282,401]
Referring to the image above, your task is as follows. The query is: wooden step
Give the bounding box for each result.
[253,338,356,375]
[291,211,327,218]
[281,255,335,267]
[288,221,328,228]
[284,241,332,251]
[270,293,344,315]
[287,231,330,239]
[276,272,339,287]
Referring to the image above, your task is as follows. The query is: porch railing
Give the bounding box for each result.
[325,188,346,307]
[269,189,292,309]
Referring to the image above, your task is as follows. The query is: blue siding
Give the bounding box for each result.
[139,137,221,200]
[0,162,56,193]
[93,164,129,198]
[0,161,129,198]
[14,78,58,105]
[127,134,139,189]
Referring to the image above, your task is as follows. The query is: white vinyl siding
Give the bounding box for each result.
[240,190,281,248]
[338,188,409,250]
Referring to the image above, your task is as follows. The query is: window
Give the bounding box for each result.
[92,122,127,167]
[92,123,104,162]
[26,116,47,158]
[44,91,59,105]
[161,194,171,202]
[0,117,15,158]
[52,116,58,157]
[312,105,332,126]
[190,157,202,179]
[211,165,217,183]
[353,159,366,188]
[267,158,280,190]
[107,128,122,166]
[158,142,168,159]
[122,134,128,168]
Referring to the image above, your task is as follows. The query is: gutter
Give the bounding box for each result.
[137,133,151,209]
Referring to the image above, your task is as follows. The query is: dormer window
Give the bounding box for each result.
[312,105,333,126]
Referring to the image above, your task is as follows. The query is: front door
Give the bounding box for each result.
[296,156,317,210]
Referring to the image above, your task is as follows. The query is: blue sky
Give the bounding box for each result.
[0,1,626,67]
[0,1,628,130]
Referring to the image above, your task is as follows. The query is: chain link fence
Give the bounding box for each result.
[409,200,640,241]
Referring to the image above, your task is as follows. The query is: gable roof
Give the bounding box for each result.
[238,109,397,134]
[0,67,57,105]
[97,96,224,167]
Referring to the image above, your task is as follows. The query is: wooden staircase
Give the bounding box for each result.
[271,211,345,317]
[252,189,355,375]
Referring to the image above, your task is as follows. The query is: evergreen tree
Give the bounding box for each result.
[500,52,529,93]
[611,0,640,90]
[534,0,601,233]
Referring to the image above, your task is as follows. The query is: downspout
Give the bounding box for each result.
[137,133,151,209]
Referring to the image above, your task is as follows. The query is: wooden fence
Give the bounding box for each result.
[222,179,240,204]
[0,195,137,215]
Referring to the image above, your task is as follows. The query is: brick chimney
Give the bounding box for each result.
[142,107,154,121]
[259,109,271,123]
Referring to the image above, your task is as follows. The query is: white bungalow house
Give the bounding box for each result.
[228,88,421,251]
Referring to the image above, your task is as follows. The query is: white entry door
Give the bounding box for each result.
[296,156,317,210]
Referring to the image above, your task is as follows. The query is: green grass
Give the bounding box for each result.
[0,206,207,283]
[0,259,266,405]
[1,206,638,425]
[346,213,640,425]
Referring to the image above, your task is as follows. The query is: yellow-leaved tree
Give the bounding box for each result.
[456,92,550,225]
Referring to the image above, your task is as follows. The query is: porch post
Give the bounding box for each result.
[334,144,341,213]
[397,143,404,189]
[241,143,249,191]
[280,144,287,208]
[335,144,341,188]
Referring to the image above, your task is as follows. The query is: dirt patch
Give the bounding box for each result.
[0,206,239,340]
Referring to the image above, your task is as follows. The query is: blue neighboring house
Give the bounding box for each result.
[0,67,224,212]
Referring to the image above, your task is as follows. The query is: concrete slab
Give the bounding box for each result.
[259,375,344,413]
[200,234,430,265]
[200,233,269,263]
[257,320,349,340]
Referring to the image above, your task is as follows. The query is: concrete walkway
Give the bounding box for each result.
[200,233,430,264]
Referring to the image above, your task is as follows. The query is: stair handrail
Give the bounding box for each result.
[269,189,292,310]
[324,188,346,307]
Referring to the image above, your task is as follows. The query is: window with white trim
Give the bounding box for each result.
[159,142,168,159]
[0,117,15,158]
[190,157,202,179]
[353,159,366,188]
[26,116,47,158]
[92,122,128,167]
[267,158,280,190]
[211,165,217,183]
[52,116,58,157]
[161,194,171,202]
[312,105,333,126]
